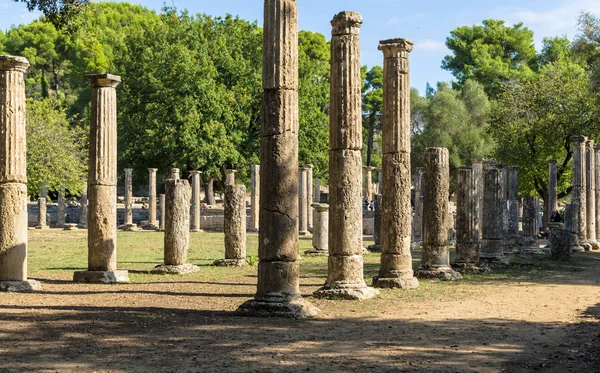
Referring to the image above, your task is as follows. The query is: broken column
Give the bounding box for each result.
[546,159,558,231]
[0,55,41,292]
[250,164,260,232]
[314,11,377,300]
[237,0,318,318]
[305,164,314,231]
[372,38,419,289]
[471,159,483,244]
[363,166,375,203]
[416,148,462,280]
[152,179,199,274]
[314,177,321,203]
[56,186,66,228]
[305,203,329,256]
[521,196,541,251]
[480,165,509,263]
[170,168,180,180]
[452,167,483,272]
[586,140,599,249]
[225,169,236,186]
[73,73,129,283]
[412,167,424,246]
[159,193,165,231]
[123,168,136,230]
[36,197,48,229]
[214,184,248,266]
[148,168,158,229]
[298,167,309,235]
[78,184,88,229]
[505,166,520,252]
[367,194,382,252]
[189,170,202,232]
[571,136,590,250]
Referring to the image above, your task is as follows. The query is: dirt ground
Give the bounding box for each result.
[1,233,599,373]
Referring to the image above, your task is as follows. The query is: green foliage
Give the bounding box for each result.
[573,12,600,90]
[14,0,89,30]
[362,65,383,168]
[490,60,600,200]
[26,98,87,197]
[442,19,537,97]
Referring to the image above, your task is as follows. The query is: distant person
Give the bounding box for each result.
[550,209,562,223]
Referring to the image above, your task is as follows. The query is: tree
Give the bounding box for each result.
[362,65,383,168]
[13,0,89,29]
[489,60,600,205]
[442,19,537,97]
[573,12,600,89]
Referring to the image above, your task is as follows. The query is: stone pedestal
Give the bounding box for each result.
[147,168,158,229]
[372,38,419,289]
[586,141,599,249]
[215,184,248,266]
[548,223,571,261]
[305,203,329,256]
[78,184,88,229]
[298,167,309,235]
[250,165,260,232]
[367,194,382,252]
[571,136,591,251]
[363,166,375,203]
[74,73,129,284]
[225,169,236,186]
[170,168,180,180]
[152,179,199,274]
[190,170,203,232]
[305,164,314,231]
[36,197,48,229]
[480,165,509,263]
[159,193,166,231]
[416,148,462,280]
[237,0,318,318]
[313,11,377,301]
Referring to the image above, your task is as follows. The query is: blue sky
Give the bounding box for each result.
[2,0,600,93]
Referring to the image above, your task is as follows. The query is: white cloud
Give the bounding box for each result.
[415,39,448,52]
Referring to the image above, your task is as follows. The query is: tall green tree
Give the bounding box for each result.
[362,65,382,168]
[14,0,89,29]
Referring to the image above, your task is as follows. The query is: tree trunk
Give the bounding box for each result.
[205,178,216,205]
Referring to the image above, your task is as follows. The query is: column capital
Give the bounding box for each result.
[251,164,260,171]
[508,165,519,171]
[311,203,329,212]
[570,135,588,144]
[548,159,557,165]
[363,166,376,171]
[86,73,121,88]
[225,169,237,174]
[378,38,414,58]
[331,11,362,36]
[148,168,158,173]
[0,55,29,72]
[471,158,483,165]
[189,170,202,176]
[124,168,133,172]
[298,166,308,172]
[304,164,314,170]
[586,139,595,148]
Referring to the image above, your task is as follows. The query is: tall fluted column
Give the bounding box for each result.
[78,183,88,229]
[546,160,558,231]
[480,165,509,263]
[416,148,461,280]
[507,166,519,235]
[586,140,599,249]
[521,196,540,251]
[412,167,424,245]
[471,159,483,244]
[189,171,202,232]
[453,167,480,269]
[571,136,590,250]
[237,0,318,318]
[0,56,41,291]
[250,165,260,232]
[225,169,236,186]
[123,168,134,229]
[74,73,129,283]
[148,168,158,229]
[372,38,419,289]
[305,164,314,230]
[314,11,377,300]
[298,167,309,235]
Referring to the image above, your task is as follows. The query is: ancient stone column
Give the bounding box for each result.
[0,55,40,292]
[225,169,236,186]
[36,198,48,229]
[237,0,318,318]
[471,159,483,244]
[314,177,321,203]
[367,194,382,252]
[571,136,590,250]
[546,159,558,231]
[363,166,375,203]
[453,167,479,269]
[480,166,509,263]
[586,140,599,249]
[377,168,382,195]
[56,186,66,227]
[152,179,199,274]
[170,168,180,180]
[314,11,377,300]
[159,193,165,231]
[73,73,129,283]
[416,148,462,280]
[298,167,309,235]
[372,38,419,289]
[521,196,540,251]
[189,170,202,232]
[78,184,88,229]
[250,164,260,232]
[595,145,600,245]
[412,167,424,245]
[564,204,583,252]
[306,203,329,256]
[123,168,135,229]
[148,168,158,228]
[215,184,248,266]
[305,164,314,231]
[507,166,519,235]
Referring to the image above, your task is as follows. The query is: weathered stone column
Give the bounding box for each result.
[298,167,309,235]
[363,166,375,203]
[215,184,248,266]
[564,204,583,252]
[546,159,558,231]
[314,177,321,202]
[237,0,318,318]
[480,166,509,263]
[586,140,599,249]
[170,168,180,180]
[56,186,66,228]
[305,164,314,231]
[225,169,236,186]
[36,198,48,229]
[78,184,88,229]
[571,136,590,250]
[250,164,260,232]
[0,55,40,292]
[314,11,377,300]
[367,194,382,252]
[412,167,424,246]
[416,148,462,280]
[595,145,600,245]
[507,166,519,235]
[73,73,129,283]
[453,167,480,270]
[372,38,419,289]
[152,179,199,274]
[148,168,158,228]
[377,168,382,195]
[306,203,329,256]
[123,168,135,230]
[471,159,483,244]
[189,170,202,232]
[521,196,540,251]
[159,193,165,231]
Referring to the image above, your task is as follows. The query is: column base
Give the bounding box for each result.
[76,224,88,229]
[410,241,422,249]
[416,266,463,281]
[123,224,139,232]
[479,255,510,265]
[0,279,42,292]
[366,244,381,252]
[34,225,49,230]
[299,230,309,236]
[247,227,259,233]
[303,250,328,257]
[64,224,79,231]
[588,241,600,250]
[73,270,130,283]
[503,236,521,254]
[372,275,420,289]
[212,259,248,267]
[236,297,319,319]
[151,264,200,274]
[313,284,379,300]
[451,262,492,274]
[190,228,204,233]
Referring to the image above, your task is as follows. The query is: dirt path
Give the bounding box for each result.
[0,251,599,372]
